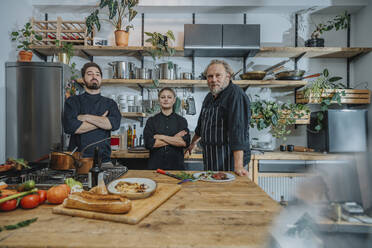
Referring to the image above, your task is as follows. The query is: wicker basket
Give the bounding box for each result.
[31,17,93,45]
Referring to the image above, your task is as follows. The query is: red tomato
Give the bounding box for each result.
[0,196,17,211]
[37,190,47,204]
[20,194,40,209]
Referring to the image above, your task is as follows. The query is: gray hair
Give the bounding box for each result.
[203,59,234,77]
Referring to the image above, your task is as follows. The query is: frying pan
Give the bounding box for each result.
[275,70,321,80]
[240,71,266,80]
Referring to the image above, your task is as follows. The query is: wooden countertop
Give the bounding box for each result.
[251,151,354,160]
[111,150,352,161]
[0,170,280,248]
[111,150,203,160]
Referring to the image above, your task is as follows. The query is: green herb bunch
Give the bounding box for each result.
[250,100,310,140]
[11,22,42,51]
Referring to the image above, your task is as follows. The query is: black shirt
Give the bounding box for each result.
[144,112,190,170]
[63,92,121,162]
[195,81,251,171]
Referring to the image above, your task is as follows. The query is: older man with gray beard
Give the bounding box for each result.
[185,60,251,176]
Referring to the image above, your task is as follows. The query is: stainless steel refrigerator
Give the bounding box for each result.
[5,62,71,161]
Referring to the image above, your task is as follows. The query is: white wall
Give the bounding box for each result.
[351,0,372,209]
[0,1,364,161]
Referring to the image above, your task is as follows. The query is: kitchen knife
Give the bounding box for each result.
[156,169,183,180]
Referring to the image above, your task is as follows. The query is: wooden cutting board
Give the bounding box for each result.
[52,183,181,224]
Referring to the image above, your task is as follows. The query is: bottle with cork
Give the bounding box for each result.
[132,124,136,147]
[127,125,132,148]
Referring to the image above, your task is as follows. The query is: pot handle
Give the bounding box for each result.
[108,62,113,66]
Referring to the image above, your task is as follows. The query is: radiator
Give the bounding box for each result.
[258,176,307,202]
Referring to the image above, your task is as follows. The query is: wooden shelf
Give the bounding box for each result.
[30,45,184,59]
[30,45,372,59]
[76,78,307,88]
[296,89,371,104]
[256,47,372,58]
[121,112,147,118]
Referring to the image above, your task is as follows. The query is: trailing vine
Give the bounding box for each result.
[250,100,310,140]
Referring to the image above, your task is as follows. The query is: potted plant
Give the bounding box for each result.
[250,100,310,140]
[297,69,346,131]
[145,30,176,87]
[11,22,42,62]
[305,11,350,47]
[85,0,138,47]
[55,40,74,65]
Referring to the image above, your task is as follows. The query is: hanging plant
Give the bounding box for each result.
[250,100,310,140]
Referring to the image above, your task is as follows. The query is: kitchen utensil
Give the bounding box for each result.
[135,68,151,79]
[232,61,254,79]
[275,71,321,80]
[108,61,135,79]
[240,71,266,80]
[156,169,182,180]
[53,183,181,224]
[107,178,157,199]
[180,72,192,80]
[50,151,81,170]
[264,52,307,74]
[157,63,178,80]
[185,89,196,115]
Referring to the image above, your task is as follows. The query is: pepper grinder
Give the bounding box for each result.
[88,146,102,189]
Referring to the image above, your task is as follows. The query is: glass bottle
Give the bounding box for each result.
[132,124,136,148]
[127,125,132,148]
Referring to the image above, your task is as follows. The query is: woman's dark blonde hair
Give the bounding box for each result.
[158,87,176,98]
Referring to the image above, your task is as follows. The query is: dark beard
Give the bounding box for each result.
[86,82,100,90]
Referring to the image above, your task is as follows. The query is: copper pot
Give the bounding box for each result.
[76,158,93,174]
[50,152,80,170]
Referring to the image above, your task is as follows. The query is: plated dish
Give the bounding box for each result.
[193,171,236,182]
[108,178,157,199]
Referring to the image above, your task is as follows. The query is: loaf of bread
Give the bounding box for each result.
[63,191,132,214]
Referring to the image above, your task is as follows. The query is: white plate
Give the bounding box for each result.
[107,178,157,199]
[193,172,236,182]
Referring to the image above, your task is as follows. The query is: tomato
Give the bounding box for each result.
[37,190,47,204]
[20,194,40,209]
[0,196,17,211]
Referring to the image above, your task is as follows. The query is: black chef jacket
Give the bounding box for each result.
[144,112,190,170]
[195,81,251,171]
[63,92,121,162]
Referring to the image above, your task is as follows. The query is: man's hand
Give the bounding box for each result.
[184,142,196,156]
[234,165,248,177]
[102,110,108,117]
[175,130,187,137]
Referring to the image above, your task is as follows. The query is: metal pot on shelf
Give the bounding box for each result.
[135,67,152,79]
[108,61,135,79]
[157,63,178,80]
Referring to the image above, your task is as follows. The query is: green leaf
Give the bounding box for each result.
[166,30,175,41]
[100,0,110,8]
[329,76,342,82]
[108,0,118,20]
[323,69,329,77]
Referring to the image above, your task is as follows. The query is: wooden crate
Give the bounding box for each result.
[31,16,93,45]
[296,89,371,104]
[252,110,310,125]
